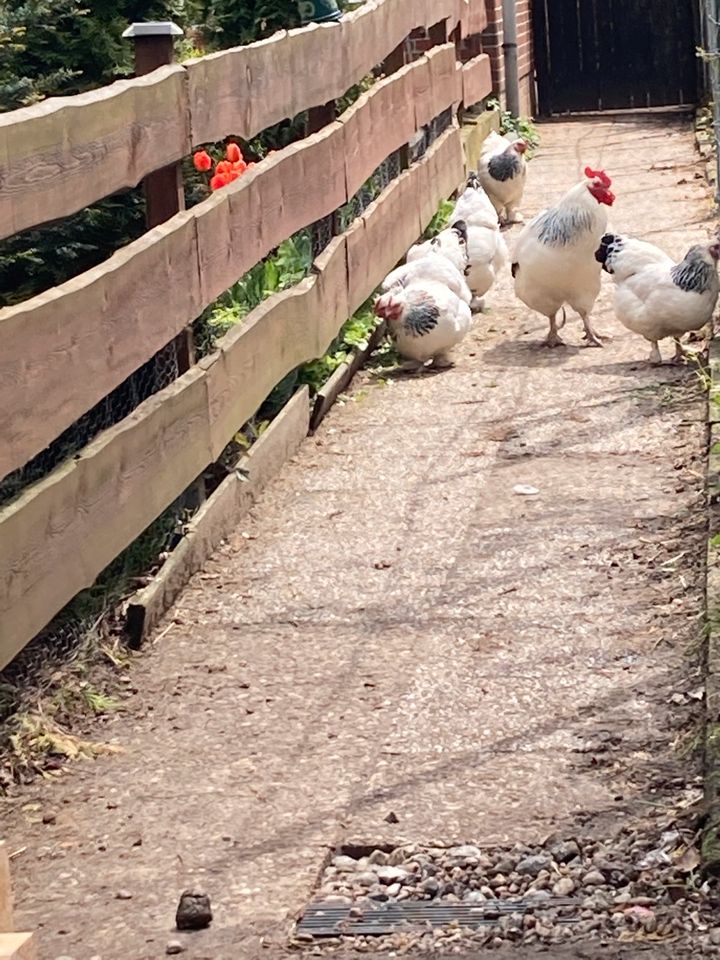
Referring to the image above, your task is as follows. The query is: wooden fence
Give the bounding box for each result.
[0,0,494,668]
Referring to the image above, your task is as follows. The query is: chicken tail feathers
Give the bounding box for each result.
[558,306,567,330]
[595,233,622,273]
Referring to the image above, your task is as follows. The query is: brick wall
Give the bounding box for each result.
[406,2,535,115]
[480,0,534,114]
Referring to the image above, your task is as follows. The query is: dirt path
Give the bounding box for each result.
[2,116,717,960]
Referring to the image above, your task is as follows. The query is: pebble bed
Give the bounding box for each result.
[297,829,720,953]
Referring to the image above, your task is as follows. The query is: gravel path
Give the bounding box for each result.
[0,115,717,960]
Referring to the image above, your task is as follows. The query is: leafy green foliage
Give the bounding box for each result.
[0,189,146,307]
[487,97,540,154]
[197,0,300,48]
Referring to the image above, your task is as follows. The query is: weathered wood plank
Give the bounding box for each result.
[462,53,493,107]
[0,369,212,669]
[186,0,466,145]
[125,386,310,646]
[0,933,36,960]
[0,212,201,480]
[0,66,189,240]
[0,844,12,933]
[413,45,461,130]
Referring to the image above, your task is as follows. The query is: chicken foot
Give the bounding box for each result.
[579,311,605,348]
[543,312,565,348]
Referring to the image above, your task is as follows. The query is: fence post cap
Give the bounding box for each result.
[122,22,184,38]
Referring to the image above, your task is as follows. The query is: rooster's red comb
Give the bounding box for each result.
[584,166,612,187]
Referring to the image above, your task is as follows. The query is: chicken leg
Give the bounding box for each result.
[647,341,662,364]
[579,311,605,348]
[431,351,454,369]
[543,311,565,348]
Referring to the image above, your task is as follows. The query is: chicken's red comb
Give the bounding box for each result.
[584,166,612,187]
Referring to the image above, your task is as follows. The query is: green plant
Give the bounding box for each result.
[487,97,540,154]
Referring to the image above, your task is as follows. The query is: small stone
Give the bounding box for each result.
[384,811,399,824]
[42,811,57,825]
[376,865,408,884]
[710,929,720,946]
[166,942,184,956]
[115,890,133,901]
[386,883,402,897]
[175,890,213,931]
[516,855,551,877]
[368,849,388,866]
[464,890,487,903]
[490,874,507,888]
[449,845,482,859]
[553,877,576,897]
[356,872,378,888]
[525,888,551,901]
[582,870,606,888]
[551,840,580,863]
[334,856,358,872]
[421,877,440,897]
[494,858,516,875]
[368,888,388,902]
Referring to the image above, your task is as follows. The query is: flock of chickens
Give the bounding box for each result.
[374,130,720,367]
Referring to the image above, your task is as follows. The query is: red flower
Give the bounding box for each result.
[210,173,231,191]
[226,142,243,163]
[231,160,247,174]
[215,160,232,175]
[193,150,212,172]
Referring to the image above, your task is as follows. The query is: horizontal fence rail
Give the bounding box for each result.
[0,0,485,242]
[0,0,494,668]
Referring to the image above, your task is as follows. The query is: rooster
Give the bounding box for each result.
[595,233,720,363]
[511,167,615,348]
[478,131,528,224]
[386,220,472,304]
[451,173,508,310]
[374,280,472,370]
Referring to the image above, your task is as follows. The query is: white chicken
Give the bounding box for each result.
[386,220,472,304]
[511,166,615,348]
[478,131,528,224]
[595,233,720,363]
[451,173,508,310]
[374,280,472,370]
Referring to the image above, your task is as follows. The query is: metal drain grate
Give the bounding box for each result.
[297,898,581,937]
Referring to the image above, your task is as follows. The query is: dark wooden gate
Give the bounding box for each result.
[533,0,699,114]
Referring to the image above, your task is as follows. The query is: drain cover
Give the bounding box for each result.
[297,897,580,938]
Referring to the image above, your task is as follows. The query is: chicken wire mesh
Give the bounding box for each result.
[0,338,182,510]
[0,488,196,710]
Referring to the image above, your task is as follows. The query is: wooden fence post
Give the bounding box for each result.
[123,20,206,513]
[123,23,185,229]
